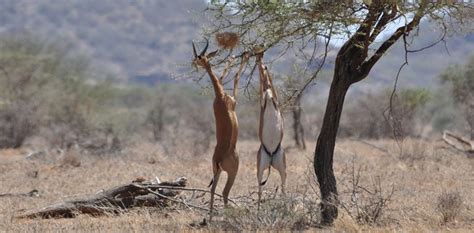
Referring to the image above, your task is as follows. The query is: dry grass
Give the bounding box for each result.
[0,138,473,232]
[437,192,463,224]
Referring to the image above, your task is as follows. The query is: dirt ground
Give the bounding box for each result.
[0,138,473,232]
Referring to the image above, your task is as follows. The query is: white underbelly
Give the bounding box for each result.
[262,101,282,153]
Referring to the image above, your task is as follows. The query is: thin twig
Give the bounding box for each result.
[355,140,390,154]
[153,185,238,206]
[146,188,210,212]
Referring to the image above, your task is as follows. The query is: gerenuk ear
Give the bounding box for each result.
[192,41,198,58]
[200,38,209,56]
[207,50,219,59]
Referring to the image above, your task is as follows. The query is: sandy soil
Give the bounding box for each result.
[0,138,473,232]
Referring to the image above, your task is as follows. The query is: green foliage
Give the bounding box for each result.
[0,34,119,148]
[0,103,35,148]
[0,35,71,147]
[0,32,243,153]
[341,87,432,139]
[388,88,432,138]
[440,58,474,105]
[398,88,431,113]
[439,55,474,138]
[427,88,460,132]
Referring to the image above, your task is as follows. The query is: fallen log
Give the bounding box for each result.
[442,131,474,158]
[16,177,187,219]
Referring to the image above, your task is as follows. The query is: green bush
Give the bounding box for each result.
[0,34,115,149]
[439,56,474,139]
[341,88,431,139]
[0,103,35,148]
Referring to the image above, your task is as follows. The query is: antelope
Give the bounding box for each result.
[255,51,286,210]
[192,39,249,221]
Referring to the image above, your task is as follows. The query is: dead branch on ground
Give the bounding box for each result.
[0,189,39,198]
[442,131,474,158]
[16,177,188,219]
[355,140,390,155]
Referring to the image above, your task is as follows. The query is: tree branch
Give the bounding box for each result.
[356,13,423,82]
[369,4,399,43]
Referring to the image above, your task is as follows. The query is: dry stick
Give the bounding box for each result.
[152,185,238,206]
[232,191,258,200]
[289,21,333,104]
[146,188,210,212]
[355,140,390,154]
[385,32,408,153]
[0,190,38,198]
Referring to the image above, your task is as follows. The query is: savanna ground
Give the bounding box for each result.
[0,137,472,232]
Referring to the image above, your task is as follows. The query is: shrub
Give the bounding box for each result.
[341,88,431,139]
[0,103,35,148]
[60,148,81,168]
[339,157,395,225]
[341,92,391,138]
[398,140,429,167]
[144,84,216,156]
[436,192,463,224]
[439,57,474,139]
[0,33,108,149]
[217,194,317,231]
[210,163,320,231]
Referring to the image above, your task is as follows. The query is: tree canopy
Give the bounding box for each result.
[205,0,473,225]
[205,0,471,93]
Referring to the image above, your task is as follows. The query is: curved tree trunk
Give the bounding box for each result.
[314,59,353,225]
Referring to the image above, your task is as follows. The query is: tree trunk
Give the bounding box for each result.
[293,95,306,150]
[314,63,353,225]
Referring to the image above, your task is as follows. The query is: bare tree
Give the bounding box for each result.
[284,74,307,150]
[206,0,472,225]
[292,95,306,150]
[147,95,166,141]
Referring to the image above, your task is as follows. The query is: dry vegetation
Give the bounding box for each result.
[0,29,473,232]
[1,137,473,232]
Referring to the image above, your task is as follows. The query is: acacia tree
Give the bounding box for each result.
[205,0,472,225]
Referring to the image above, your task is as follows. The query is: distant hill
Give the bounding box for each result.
[0,0,472,89]
[0,0,207,82]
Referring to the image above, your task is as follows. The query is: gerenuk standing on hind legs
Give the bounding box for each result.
[255,48,286,211]
[192,36,249,222]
